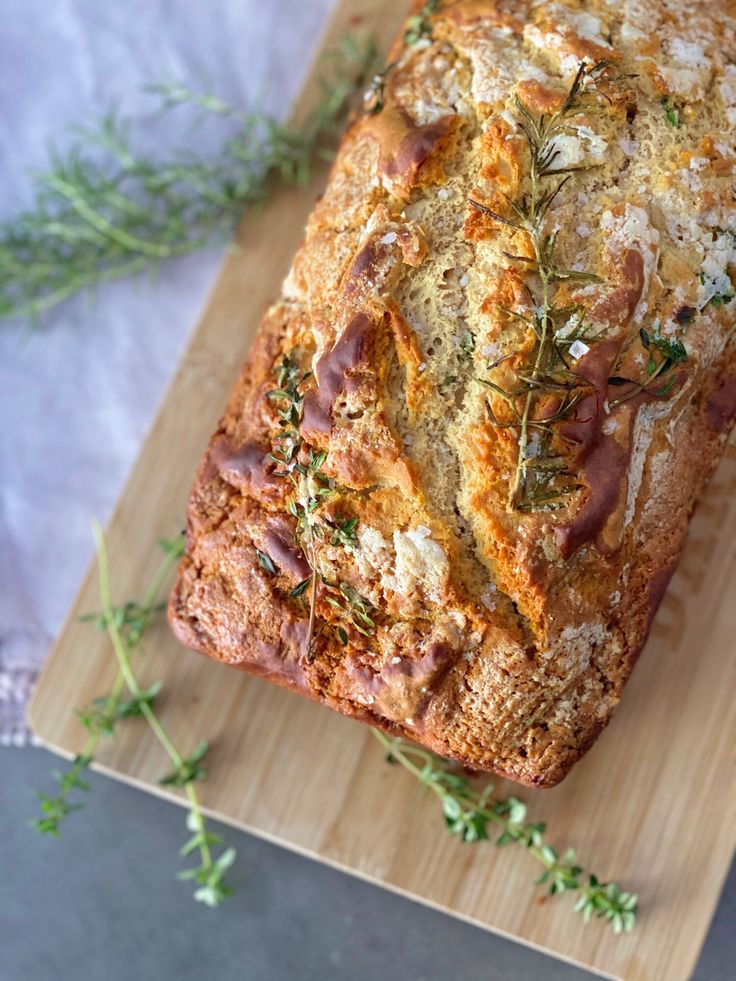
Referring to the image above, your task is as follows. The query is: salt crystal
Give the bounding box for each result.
[569,339,590,359]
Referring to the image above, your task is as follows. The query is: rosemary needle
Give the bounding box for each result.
[1,34,380,326]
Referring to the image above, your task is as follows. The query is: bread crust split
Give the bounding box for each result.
[169,0,736,787]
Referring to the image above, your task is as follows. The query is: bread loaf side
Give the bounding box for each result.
[169,0,736,786]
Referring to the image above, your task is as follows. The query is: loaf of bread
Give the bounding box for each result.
[169,0,736,787]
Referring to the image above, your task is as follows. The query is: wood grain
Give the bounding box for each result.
[29,2,736,978]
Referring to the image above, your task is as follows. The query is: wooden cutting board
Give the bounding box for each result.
[29,2,736,978]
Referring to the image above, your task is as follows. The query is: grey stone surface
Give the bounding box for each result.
[1,746,732,981]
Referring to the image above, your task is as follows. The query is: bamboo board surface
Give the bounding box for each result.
[29,2,736,978]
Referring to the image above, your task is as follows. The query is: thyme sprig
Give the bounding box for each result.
[266,352,373,658]
[374,731,637,933]
[31,533,184,833]
[608,325,688,407]
[325,582,376,645]
[470,62,613,512]
[92,525,235,906]
[1,34,380,325]
[31,527,236,907]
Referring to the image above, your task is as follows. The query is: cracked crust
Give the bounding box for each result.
[169,0,736,787]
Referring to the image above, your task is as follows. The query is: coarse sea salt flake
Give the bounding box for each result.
[569,340,590,359]
[380,231,397,245]
[498,108,516,129]
[482,341,502,358]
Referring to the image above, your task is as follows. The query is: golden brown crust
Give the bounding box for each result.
[169,0,736,787]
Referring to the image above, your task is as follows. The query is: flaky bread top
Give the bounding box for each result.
[171,0,736,786]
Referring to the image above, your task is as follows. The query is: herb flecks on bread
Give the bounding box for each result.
[170,0,736,787]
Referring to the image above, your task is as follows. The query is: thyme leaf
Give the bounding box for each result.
[404,0,441,46]
[374,730,638,933]
[255,549,277,575]
[661,97,682,129]
[608,324,688,408]
[30,528,236,907]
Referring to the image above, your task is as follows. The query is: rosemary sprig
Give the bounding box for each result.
[374,730,637,933]
[1,34,380,325]
[470,62,619,513]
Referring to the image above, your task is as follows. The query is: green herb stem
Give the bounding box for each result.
[2,34,380,325]
[472,62,626,513]
[91,523,233,905]
[373,729,637,933]
[30,534,184,836]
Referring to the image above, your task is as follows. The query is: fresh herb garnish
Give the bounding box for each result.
[326,514,360,548]
[31,533,184,835]
[698,270,735,309]
[608,324,688,407]
[459,329,476,358]
[470,62,617,512]
[661,97,682,129]
[404,0,441,46]
[160,740,209,787]
[706,290,734,308]
[374,730,638,933]
[30,527,237,907]
[265,351,372,658]
[324,582,376,638]
[363,61,398,116]
[2,34,380,325]
[255,549,277,575]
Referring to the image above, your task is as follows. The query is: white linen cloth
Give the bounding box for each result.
[0,0,335,744]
